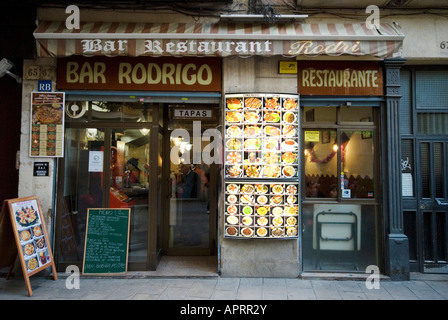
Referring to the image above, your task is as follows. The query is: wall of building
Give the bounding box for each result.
[19,58,57,240]
[220,55,299,277]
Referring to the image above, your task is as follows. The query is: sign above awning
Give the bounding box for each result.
[34,21,404,58]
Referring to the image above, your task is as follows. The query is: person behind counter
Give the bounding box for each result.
[126,158,141,184]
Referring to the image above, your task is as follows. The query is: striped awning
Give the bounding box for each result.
[34,21,404,58]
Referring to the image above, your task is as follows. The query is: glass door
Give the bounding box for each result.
[164,106,218,255]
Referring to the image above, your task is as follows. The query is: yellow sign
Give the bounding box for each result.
[279,61,298,74]
[304,131,320,142]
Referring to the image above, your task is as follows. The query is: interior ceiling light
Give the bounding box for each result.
[219,14,308,23]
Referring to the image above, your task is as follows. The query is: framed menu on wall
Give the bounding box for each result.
[223,93,300,239]
[30,92,65,157]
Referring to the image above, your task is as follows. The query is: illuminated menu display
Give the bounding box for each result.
[224,94,299,179]
[223,94,300,239]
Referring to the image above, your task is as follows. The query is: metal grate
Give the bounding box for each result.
[415,71,448,110]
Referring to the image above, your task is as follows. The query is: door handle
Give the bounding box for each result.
[435,198,448,206]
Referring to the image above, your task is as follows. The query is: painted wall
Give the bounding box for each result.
[19,58,57,244]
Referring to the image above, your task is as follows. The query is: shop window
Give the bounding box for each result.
[304,129,337,198]
[304,129,375,199]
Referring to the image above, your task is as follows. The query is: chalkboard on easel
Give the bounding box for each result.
[82,208,131,275]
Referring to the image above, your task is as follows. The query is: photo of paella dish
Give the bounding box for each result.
[32,105,63,125]
[15,206,39,227]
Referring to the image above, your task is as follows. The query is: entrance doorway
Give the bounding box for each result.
[404,139,448,273]
[163,105,219,256]
[55,99,219,272]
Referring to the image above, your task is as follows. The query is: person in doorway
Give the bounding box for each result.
[178,164,200,198]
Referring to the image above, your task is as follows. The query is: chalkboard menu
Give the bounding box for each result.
[82,208,131,275]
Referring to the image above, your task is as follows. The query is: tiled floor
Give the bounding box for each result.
[127,256,219,278]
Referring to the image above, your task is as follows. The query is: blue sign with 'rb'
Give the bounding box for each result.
[38,80,52,92]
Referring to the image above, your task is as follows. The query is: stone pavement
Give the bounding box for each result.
[1,273,447,301]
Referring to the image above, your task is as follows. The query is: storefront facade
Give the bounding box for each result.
[15,6,447,279]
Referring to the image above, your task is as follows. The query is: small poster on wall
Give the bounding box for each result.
[30,92,65,157]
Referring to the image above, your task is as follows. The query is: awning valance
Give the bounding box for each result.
[34,21,404,58]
